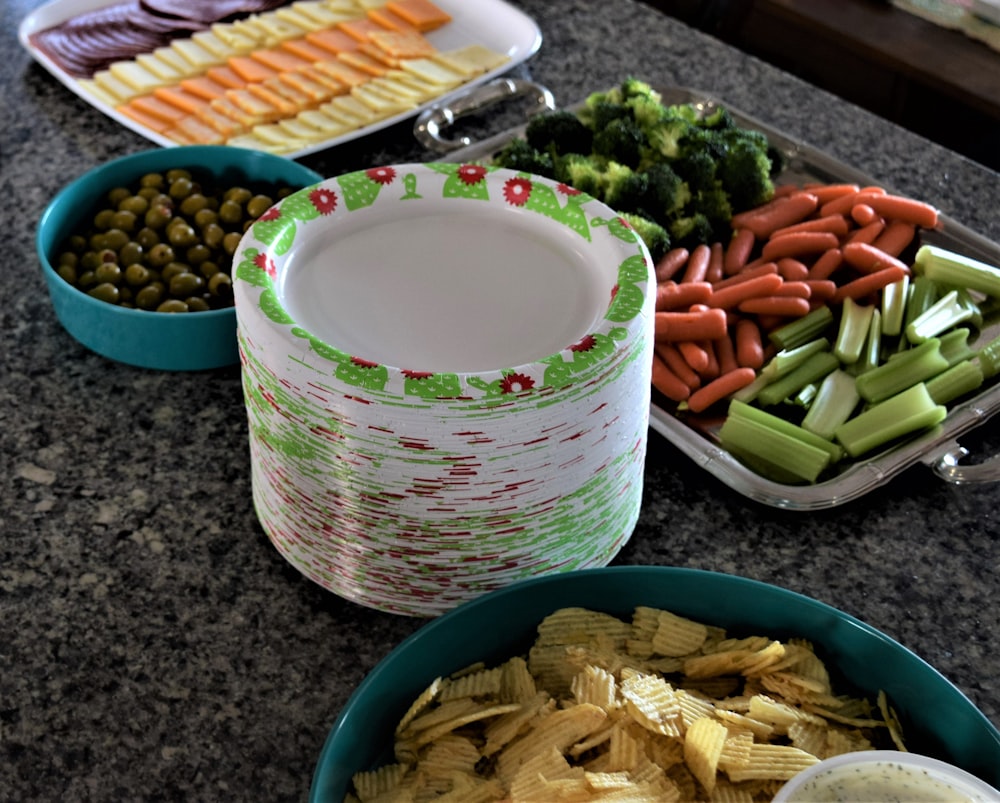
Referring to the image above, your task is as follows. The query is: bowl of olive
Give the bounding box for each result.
[36,145,323,370]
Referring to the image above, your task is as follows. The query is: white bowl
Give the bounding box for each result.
[232,163,656,614]
[773,750,1000,802]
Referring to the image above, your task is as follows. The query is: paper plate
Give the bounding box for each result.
[233,163,656,614]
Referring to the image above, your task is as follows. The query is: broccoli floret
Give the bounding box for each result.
[670,213,714,250]
[603,161,649,214]
[690,182,734,241]
[677,126,730,163]
[592,117,646,168]
[554,152,606,197]
[672,150,717,193]
[639,162,691,225]
[492,137,556,177]
[618,77,662,103]
[698,105,736,130]
[621,212,670,262]
[524,110,593,155]
[716,137,775,211]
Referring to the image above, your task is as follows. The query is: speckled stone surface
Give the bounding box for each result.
[2,0,999,800]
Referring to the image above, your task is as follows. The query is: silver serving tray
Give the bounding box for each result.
[421,83,1000,509]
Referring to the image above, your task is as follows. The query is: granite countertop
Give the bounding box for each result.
[3,0,999,800]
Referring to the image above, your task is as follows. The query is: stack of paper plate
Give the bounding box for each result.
[233,162,655,616]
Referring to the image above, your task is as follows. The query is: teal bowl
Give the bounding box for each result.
[309,566,1000,801]
[36,145,322,371]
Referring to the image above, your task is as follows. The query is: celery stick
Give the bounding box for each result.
[925,360,984,405]
[757,351,840,407]
[903,274,939,332]
[728,399,844,463]
[856,308,882,375]
[854,337,948,403]
[834,297,875,364]
[834,383,948,458]
[881,275,910,336]
[904,290,975,344]
[719,415,832,484]
[801,369,861,440]
[975,333,1000,379]
[956,288,984,329]
[794,383,817,408]
[730,371,772,404]
[938,327,975,367]
[915,244,1000,298]
[768,306,835,351]
[761,337,831,381]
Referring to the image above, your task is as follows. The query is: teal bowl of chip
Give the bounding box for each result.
[309,566,1000,802]
[36,145,322,371]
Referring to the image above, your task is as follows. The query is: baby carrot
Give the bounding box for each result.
[776,258,809,281]
[678,340,710,374]
[652,351,692,402]
[804,279,838,302]
[738,296,812,317]
[712,262,779,291]
[804,182,859,205]
[655,281,712,311]
[819,189,883,218]
[734,318,765,368]
[730,191,819,239]
[655,342,701,388]
[686,367,757,413]
[845,219,885,245]
[654,308,728,341]
[770,214,851,239]
[700,338,720,380]
[724,228,756,275]
[681,243,712,283]
[761,231,840,261]
[833,266,909,303]
[872,220,917,257]
[773,281,812,298]
[707,272,784,309]
[806,248,844,281]
[706,242,725,283]
[850,203,879,227]
[865,194,939,229]
[715,330,740,375]
[655,247,689,282]
[841,241,911,275]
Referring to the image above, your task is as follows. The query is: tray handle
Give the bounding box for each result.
[929,444,1000,484]
[414,78,555,153]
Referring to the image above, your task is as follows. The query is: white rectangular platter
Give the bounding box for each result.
[19,0,542,158]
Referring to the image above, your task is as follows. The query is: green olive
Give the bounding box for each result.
[107,186,130,207]
[119,241,144,267]
[58,251,78,268]
[167,221,198,248]
[222,231,243,256]
[168,176,194,200]
[94,262,122,284]
[77,270,97,288]
[135,227,159,250]
[224,186,252,205]
[246,194,274,219]
[137,186,160,201]
[125,264,151,287]
[88,282,120,304]
[180,193,208,216]
[118,195,149,216]
[135,282,165,310]
[139,172,165,190]
[145,204,173,230]
[169,272,205,298]
[165,168,192,183]
[185,296,211,312]
[201,222,224,249]
[157,298,189,313]
[56,264,77,284]
[93,208,116,230]
[147,243,175,267]
[208,272,233,299]
[194,208,217,229]
[161,262,190,282]
[199,261,222,278]
[80,251,102,271]
[111,210,137,233]
[218,199,242,225]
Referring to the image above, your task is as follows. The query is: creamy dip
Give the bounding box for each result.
[783,759,994,802]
